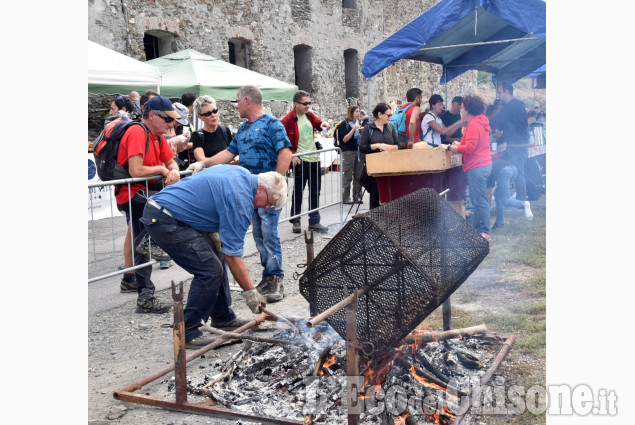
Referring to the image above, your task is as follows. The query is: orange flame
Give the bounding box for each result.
[323,354,336,368]
[319,354,337,376]
[409,366,458,399]
[394,412,409,424]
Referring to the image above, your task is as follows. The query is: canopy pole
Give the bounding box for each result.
[367,79,371,118]
[444,67,448,106]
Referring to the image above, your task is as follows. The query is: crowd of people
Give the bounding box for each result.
[335,84,540,240]
[96,82,542,348]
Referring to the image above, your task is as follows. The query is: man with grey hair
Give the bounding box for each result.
[188,85,293,303]
[128,91,142,118]
[138,164,287,348]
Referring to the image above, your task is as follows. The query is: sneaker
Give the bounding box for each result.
[210,317,252,331]
[481,233,491,241]
[524,201,534,221]
[186,335,216,349]
[136,240,171,262]
[159,260,172,269]
[292,221,301,234]
[343,199,354,205]
[308,222,329,233]
[136,298,171,314]
[120,276,138,293]
[354,198,363,204]
[263,276,285,302]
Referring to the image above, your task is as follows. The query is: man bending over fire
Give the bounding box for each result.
[136,164,287,348]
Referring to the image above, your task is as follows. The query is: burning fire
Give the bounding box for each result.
[394,412,410,424]
[409,366,458,400]
[319,354,337,375]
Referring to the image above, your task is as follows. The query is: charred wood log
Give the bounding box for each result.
[395,358,468,397]
[442,341,483,370]
[417,352,450,383]
[403,324,487,344]
[200,322,297,345]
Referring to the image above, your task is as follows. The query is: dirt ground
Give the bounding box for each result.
[88,197,546,425]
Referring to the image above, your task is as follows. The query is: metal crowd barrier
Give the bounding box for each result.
[276,146,343,228]
[88,147,343,284]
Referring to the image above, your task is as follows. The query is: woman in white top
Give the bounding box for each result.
[420,94,465,147]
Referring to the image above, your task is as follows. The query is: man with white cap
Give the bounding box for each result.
[115,95,182,313]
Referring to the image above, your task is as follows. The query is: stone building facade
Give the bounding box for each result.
[88,0,476,138]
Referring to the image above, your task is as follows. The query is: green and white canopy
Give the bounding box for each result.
[147,49,297,101]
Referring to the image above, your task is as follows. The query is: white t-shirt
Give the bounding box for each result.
[421,113,443,146]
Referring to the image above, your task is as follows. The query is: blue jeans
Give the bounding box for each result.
[139,204,235,340]
[504,147,529,202]
[466,164,492,235]
[494,165,525,226]
[252,207,284,281]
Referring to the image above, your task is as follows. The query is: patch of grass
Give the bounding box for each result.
[521,269,546,297]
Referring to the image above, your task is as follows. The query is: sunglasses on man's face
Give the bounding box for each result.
[154,111,175,123]
[297,101,311,106]
[199,109,219,117]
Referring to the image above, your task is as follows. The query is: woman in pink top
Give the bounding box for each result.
[443,95,493,239]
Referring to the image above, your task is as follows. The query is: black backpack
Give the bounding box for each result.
[196,124,232,148]
[93,115,161,181]
[332,120,348,148]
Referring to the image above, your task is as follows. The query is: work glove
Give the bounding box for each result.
[206,232,223,254]
[187,161,205,175]
[242,289,267,314]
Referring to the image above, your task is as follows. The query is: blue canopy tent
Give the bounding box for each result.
[361,0,546,86]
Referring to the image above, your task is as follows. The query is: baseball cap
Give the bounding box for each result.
[144,96,181,119]
[172,102,189,126]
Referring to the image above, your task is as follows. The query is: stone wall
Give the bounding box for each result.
[87,0,477,138]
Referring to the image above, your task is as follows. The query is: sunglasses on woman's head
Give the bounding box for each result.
[199,109,219,117]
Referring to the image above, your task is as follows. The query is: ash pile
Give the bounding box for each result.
[163,321,505,424]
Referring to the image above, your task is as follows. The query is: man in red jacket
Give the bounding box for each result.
[280,90,330,234]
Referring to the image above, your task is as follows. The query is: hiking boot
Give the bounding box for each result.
[263,276,284,303]
[136,297,171,314]
[256,277,273,296]
[308,223,328,233]
[136,240,171,262]
[210,317,253,331]
[120,276,138,293]
[292,221,301,234]
[186,335,216,349]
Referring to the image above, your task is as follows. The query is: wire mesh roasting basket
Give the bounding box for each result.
[299,188,489,361]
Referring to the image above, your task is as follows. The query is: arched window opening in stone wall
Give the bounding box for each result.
[143,31,174,60]
[344,49,359,100]
[228,38,250,69]
[342,0,357,9]
[294,45,313,94]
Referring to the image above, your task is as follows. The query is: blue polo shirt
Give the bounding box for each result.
[151,164,257,257]
[227,113,291,174]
